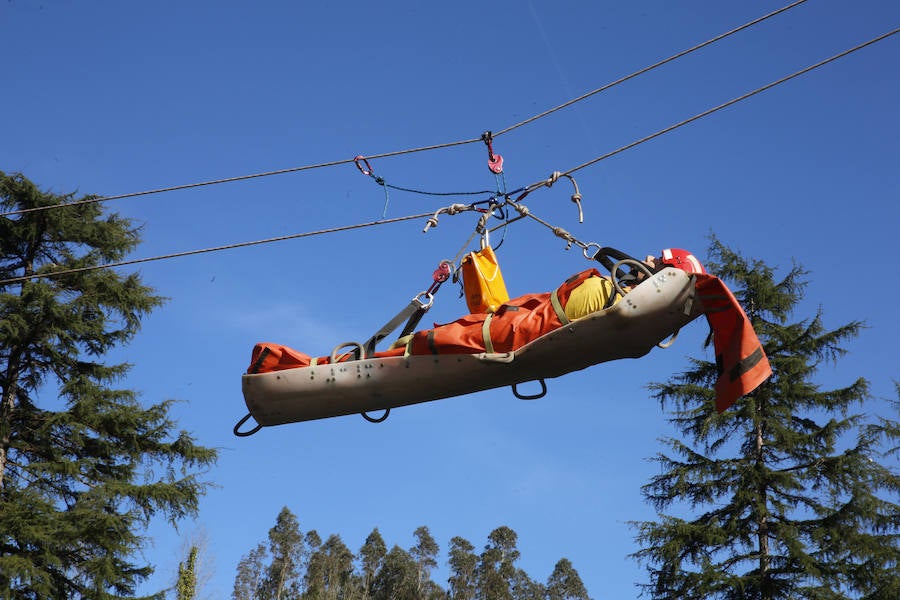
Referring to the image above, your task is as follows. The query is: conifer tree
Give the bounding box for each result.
[631,239,900,599]
[0,172,217,598]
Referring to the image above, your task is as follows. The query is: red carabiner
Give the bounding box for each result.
[354,155,374,177]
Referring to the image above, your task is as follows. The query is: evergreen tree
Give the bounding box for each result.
[631,239,900,599]
[303,534,355,600]
[232,543,267,600]
[447,536,478,600]
[260,507,304,600]
[410,525,440,597]
[545,558,589,600]
[476,526,521,600]
[359,528,387,600]
[0,172,217,598]
[511,569,544,600]
[370,545,419,600]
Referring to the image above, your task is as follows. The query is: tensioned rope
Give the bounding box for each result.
[0,212,435,286]
[522,27,899,191]
[2,27,895,287]
[493,0,809,137]
[0,0,808,219]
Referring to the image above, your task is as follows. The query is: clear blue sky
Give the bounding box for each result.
[2,1,898,597]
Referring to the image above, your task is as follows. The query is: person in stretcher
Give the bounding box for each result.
[248,249,701,374]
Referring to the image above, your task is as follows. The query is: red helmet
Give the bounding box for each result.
[659,248,705,274]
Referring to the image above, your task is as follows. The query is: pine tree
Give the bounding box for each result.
[631,239,900,599]
[0,172,217,598]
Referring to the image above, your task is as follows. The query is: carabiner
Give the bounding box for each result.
[354,155,375,177]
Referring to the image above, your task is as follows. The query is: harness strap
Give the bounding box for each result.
[363,299,427,357]
[550,288,570,325]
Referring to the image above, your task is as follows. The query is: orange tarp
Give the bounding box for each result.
[695,273,772,412]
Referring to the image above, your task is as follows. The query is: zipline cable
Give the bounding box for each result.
[0,212,434,286]
[525,27,900,187]
[493,0,809,137]
[0,0,808,219]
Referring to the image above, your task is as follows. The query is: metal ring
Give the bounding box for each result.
[582,242,601,260]
[413,292,434,309]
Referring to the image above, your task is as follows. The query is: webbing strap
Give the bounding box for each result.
[482,312,495,353]
[364,299,426,357]
[549,289,570,325]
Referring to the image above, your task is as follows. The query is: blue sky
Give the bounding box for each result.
[2,1,898,597]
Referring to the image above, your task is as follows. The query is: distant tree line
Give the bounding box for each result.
[231,507,591,600]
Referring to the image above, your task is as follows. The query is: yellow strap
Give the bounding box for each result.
[310,357,318,366]
[550,289,570,325]
[482,312,495,353]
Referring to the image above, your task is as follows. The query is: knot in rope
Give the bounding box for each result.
[446,203,470,216]
[511,203,531,217]
[552,225,576,245]
[545,171,563,186]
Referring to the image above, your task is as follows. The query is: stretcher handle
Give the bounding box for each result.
[512,379,547,400]
[361,408,390,423]
[234,413,263,437]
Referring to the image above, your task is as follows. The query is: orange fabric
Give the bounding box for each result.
[695,273,772,412]
[248,269,604,373]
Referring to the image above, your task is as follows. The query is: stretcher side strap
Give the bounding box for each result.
[549,289,570,325]
[482,312,495,353]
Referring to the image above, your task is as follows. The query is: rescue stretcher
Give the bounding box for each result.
[236,266,703,435]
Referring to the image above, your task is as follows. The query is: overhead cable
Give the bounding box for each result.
[493,0,809,137]
[3,28,895,287]
[0,0,807,219]
[527,27,899,186]
[0,212,434,286]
